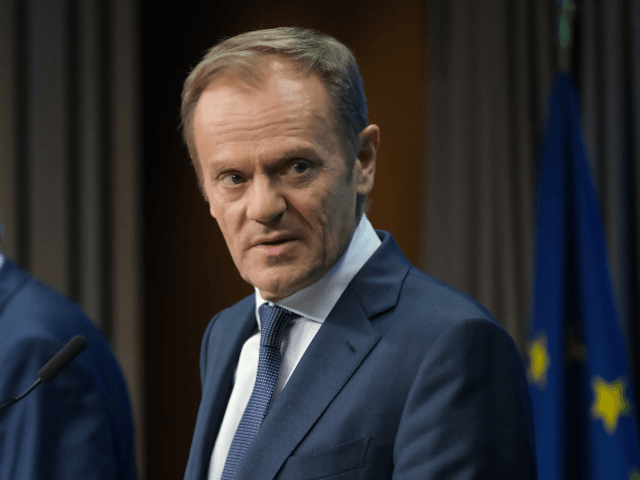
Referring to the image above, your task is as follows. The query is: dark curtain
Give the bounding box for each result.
[0,0,143,476]
[424,0,640,406]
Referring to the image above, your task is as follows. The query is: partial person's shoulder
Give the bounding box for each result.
[0,262,87,341]
[211,294,255,325]
[18,277,85,319]
[373,263,508,353]
[0,260,131,406]
[385,265,517,367]
[403,266,496,324]
[356,230,498,330]
[202,294,255,340]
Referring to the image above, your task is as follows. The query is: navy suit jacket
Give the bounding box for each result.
[185,231,537,479]
[0,258,137,479]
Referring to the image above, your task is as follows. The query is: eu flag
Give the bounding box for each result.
[529,72,640,479]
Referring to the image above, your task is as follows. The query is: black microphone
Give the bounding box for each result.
[0,335,88,412]
[38,335,88,382]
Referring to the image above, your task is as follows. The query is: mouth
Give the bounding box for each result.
[252,236,295,247]
[252,237,297,255]
[261,238,291,246]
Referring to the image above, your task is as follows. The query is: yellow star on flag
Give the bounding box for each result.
[591,376,631,435]
[528,335,550,388]
[628,467,640,480]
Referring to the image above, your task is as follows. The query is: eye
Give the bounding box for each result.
[289,161,309,175]
[222,173,246,185]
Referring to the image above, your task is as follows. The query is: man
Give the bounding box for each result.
[0,252,137,479]
[183,27,536,479]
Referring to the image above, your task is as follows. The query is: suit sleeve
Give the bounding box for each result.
[393,317,537,479]
[0,337,119,480]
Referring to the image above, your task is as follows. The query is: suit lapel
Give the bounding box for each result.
[235,230,412,480]
[235,287,381,480]
[184,298,256,480]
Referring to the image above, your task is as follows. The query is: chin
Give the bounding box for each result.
[251,268,318,300]
[250,275,294,299]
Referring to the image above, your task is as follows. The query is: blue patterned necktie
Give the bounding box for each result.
[221,304,298,480]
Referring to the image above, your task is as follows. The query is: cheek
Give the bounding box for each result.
[308,190,352,253]
[328,181,355,220]
[295,189,333,235]
[327,184,357,244]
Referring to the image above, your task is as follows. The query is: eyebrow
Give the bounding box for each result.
[271,148,319,164]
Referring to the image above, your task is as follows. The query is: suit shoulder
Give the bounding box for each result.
[1,275,90,342]
[202,294,254,340]
[209,294,254,325]
[372,266,522,388]
[222,294,255,317]
[398,266,500,329]
[0,266,134,414]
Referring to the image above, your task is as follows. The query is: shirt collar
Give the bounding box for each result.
[254,213,381,329]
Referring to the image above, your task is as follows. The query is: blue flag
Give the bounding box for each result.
[529,72,640,479]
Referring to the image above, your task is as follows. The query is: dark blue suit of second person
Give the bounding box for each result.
[0,258,137,479]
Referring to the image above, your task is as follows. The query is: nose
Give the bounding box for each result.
[246,175,286,223]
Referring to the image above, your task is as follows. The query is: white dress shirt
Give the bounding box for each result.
[208,214,381,480]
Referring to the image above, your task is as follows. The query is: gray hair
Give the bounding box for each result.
[180,27,369,191]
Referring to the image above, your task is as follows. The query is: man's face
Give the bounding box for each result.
[193,58,376,302]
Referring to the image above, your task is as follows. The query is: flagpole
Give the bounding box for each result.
[558,0,576,72]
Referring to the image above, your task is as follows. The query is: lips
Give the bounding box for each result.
[251,237,297,256]
[261,238,290,245]
[251,236,296,248]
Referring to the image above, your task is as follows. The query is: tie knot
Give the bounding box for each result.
[258,304,298,349]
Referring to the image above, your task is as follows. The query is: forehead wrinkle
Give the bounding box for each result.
[201,104,326,151]
[198,98,324,139]
[195,58,342,174]
[198,66,331,126]
[203,123,315,164]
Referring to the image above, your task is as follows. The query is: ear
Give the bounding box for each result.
[354,124,380,196]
